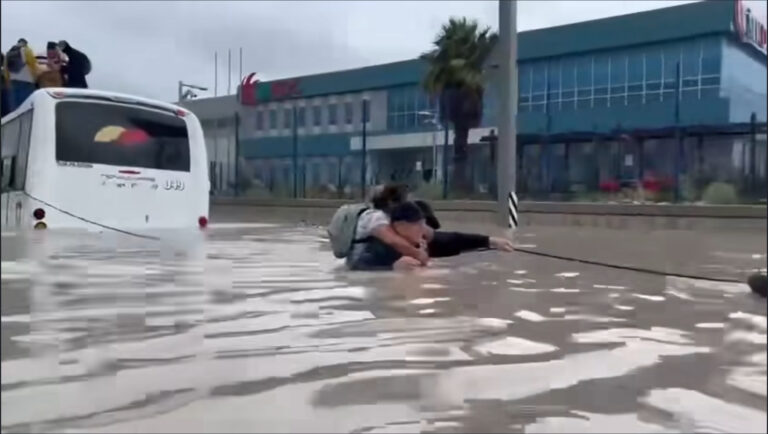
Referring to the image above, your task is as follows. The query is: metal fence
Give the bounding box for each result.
[208,116,767,206]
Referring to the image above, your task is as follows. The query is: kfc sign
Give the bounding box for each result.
[735,0,767,54]
[239,73,302,106]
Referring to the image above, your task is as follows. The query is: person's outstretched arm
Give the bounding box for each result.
[428,231,489,258]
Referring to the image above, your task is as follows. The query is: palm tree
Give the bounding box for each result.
[421,17,498,196]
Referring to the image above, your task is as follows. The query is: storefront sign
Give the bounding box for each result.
[239,73,302,106]
[735,0,767,54]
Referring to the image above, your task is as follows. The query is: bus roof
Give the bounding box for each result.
[2,88,187,124]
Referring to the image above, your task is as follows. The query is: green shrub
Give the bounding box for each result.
[702,182,738,205]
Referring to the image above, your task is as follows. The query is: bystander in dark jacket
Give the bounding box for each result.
[58,40,90,88]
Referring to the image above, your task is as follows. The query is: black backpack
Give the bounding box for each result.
[6,46,24,73]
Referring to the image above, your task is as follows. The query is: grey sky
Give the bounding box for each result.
[2,0,765,103]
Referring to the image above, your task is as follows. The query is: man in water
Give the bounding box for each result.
[347,201,429,271]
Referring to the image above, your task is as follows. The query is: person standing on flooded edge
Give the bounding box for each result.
[37,42,67,89]
[58,40,90,89]
[4,38,39,111]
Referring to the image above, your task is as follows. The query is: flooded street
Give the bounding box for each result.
[1,224,766,433]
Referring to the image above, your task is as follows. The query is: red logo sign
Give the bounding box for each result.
[239,72,259,106]
[735,0,767,54]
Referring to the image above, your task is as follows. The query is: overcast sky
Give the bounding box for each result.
[2,0,765,102]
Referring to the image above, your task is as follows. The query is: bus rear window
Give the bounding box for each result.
[55,101,191,172]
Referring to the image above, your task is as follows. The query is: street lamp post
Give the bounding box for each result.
[418,111,440,184]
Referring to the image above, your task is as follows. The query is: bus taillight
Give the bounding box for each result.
[198,216,208,229]
[176,109,187,117]
[33,208,46,220]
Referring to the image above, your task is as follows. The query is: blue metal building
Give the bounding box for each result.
[182,0,766,201]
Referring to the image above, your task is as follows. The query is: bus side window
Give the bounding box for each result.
[12,110,33,191]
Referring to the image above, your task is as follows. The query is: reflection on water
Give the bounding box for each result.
[1,226,766,433]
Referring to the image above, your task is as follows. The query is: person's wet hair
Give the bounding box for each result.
[414,200,440,230]
[389,201,424,224]
[46,41,58,51]
[371,183,409,211]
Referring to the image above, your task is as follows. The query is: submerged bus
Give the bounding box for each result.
[1,88,209,233]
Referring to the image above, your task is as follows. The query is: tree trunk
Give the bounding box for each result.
[452,126,471,197]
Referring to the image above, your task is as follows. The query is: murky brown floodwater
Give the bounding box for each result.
[2,224,766,433]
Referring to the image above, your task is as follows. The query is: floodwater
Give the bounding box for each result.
[1,224,766,433]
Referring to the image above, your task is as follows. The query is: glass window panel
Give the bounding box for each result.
[519,95,531,104]
[646,82,662,92]
[610,54,627,88]
[682,78,698,89]
[577,89,591,99]
[269,109,277,129]
[532,63,546,93]
[561,59,576,90]
[646,92,662,103]
[645,49,662,81]
[404,88,417,112]
[328,103,337,125]
[701,76,720,87]
[627,51,644,83]
[561,89,575,100]
[610,85,625,96]
[519,64,532,96]
[547,91,560,103]
[628,83,643,94]
[682,41,700,78]
[313,106,322,126]
[701,37,721,76]
[283,108,292,129]
[576,57,592,89]
[344,102,353,124]
[547,60,561,91]
[531,93,546,103]
[663,45,680,84]
[255,111,263,130]
[594,87,608,97]
[298,106,306,127]
[594,55,609,87]
[610,95,625,106]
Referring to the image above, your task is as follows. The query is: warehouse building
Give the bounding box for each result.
[181,0,766,202]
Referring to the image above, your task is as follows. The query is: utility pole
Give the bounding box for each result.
[497,0,519,228]
[214,51,218,97]
[361,98,369,200]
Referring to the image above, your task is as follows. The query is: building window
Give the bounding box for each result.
[344,101,353,124]
[297,106,306,128]
[268,109,277,130]
[328,103,337,126]
[255,111,263,131]
[387,86,436,131]
[283,108,292,129]
[312,105,322,127]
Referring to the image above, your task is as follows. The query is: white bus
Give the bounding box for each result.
[1,88,210,234]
